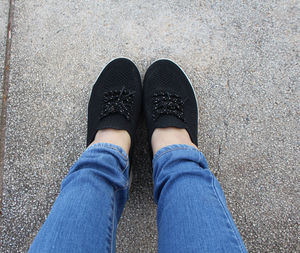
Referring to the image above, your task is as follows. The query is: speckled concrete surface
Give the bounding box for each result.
[1,0,299,252]
[0,0,9,113]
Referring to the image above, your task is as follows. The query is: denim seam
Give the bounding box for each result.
[210,174,245,253]
[109,187,129,253]
[154,147,199,162]
[120,159,130,174]
[117,160,130,188]
[110,191,117,253]
[107,174,130,253]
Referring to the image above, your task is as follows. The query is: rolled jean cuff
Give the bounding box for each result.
[86,142,129,161]
[153,144,204,165]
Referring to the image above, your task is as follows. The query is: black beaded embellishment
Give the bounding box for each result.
[100,87,135,120]
[152,91,185,122]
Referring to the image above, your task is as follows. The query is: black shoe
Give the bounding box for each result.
[143,59,198,146]
[87,58,142,147]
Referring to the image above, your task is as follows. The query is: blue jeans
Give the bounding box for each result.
[28,143,247,253]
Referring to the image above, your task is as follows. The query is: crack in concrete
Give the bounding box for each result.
[216,79,233,176]
[0,0,15,215]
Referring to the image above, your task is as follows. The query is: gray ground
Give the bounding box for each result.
[0,0,8,114]
[1,0,299,252]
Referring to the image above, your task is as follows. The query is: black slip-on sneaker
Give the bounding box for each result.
[143,59,198,146]
[87,58,142,147]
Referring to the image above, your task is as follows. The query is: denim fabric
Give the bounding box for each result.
[28,143,130,253]
[29,143,247,253]
[153,144,247,253]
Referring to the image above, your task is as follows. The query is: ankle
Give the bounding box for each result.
[88,129,131,154]
[151,127,197,155]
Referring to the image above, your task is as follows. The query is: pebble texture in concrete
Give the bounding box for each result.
[1,0,299,252]
[0,0,9,113]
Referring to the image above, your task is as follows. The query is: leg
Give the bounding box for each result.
[143,59,247,252]
[152,129,247,253]
[29,131,130,253]
[29,58,142,253]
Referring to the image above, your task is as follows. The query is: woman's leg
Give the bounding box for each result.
[152,142,247,253]
[143,59,247,252]
[29,57,142,253]
[29,132,130,253]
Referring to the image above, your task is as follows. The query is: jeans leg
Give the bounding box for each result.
[153,144,247,253]
[28,143,130,253]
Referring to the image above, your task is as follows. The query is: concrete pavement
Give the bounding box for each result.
[1,0,299,252]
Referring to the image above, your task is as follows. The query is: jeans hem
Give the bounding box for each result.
[86,142,129,161]
[153,144,200,163]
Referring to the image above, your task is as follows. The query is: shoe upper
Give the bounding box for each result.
[87,58,142,147]
[143,59,198,146]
